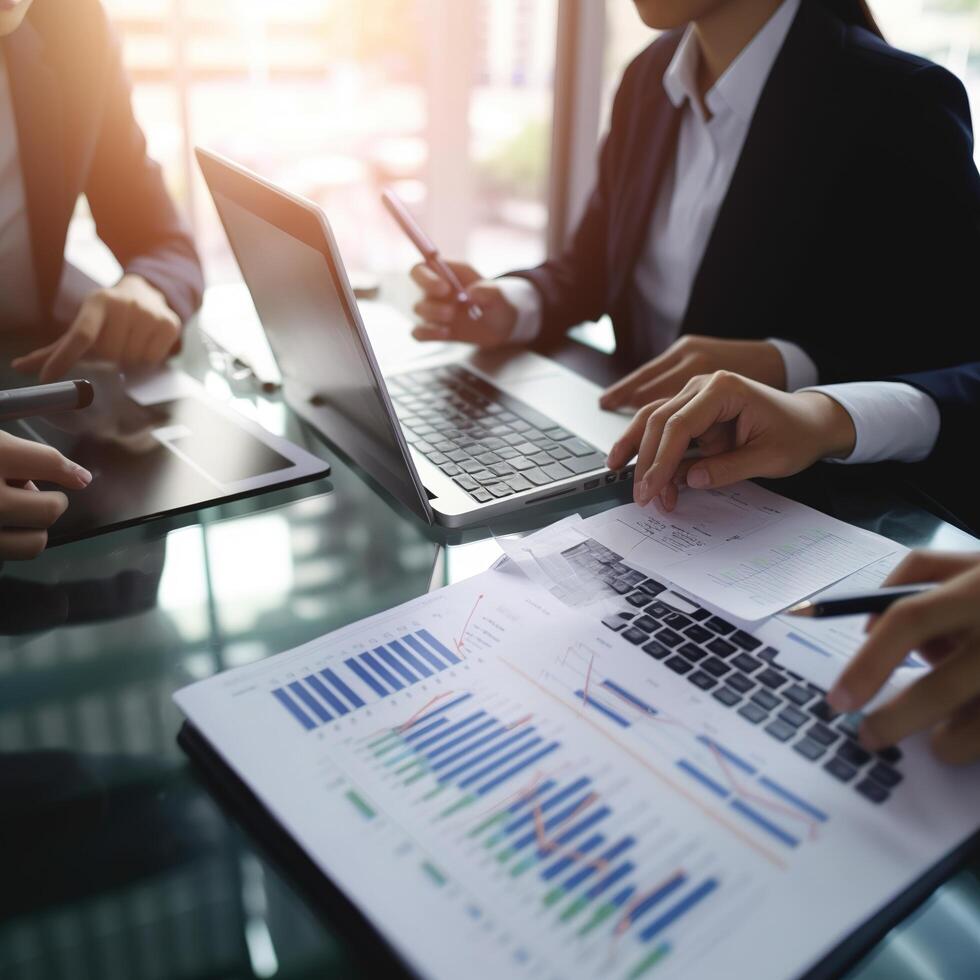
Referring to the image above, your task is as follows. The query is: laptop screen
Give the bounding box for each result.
[198,149,431,521]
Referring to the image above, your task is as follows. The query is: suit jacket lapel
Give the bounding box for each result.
[681,2,847,336]
[4,20,67,321]
[608,45,683,310]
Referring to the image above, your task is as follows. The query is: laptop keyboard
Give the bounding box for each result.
[387,365,610,503]
[562,538,904,805]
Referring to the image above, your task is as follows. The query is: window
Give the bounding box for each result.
[70,0,557,288]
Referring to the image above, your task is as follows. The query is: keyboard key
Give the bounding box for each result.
[441,463,462,476]
[705,616,736,636]
[810,699,839,724]
[542,462,574,482]
[878,746,903,765]
[638,578,667,596]
[504,475,532,492]
[684,624,713,644]
[738,702,768,724]
[642,639,671,659]
[868,763,902,788]
[655,628,684,648]
[469,469,496,484]
[633,615,659,633]
[778,705,809,728]
[454,475,478,491]
[476,452,502,466]
[783,684,816,707]
[731,653,762,674]
[701,656,730,678]
[626,592,653,608]
[460,459,484,474]
[647,601,673,618]
[808,722,839,747]
[765,719,796,742]
[528,451,553,467]
[730,630,762,651]
[602,612,634,632]
[837,714,863,740]
[690,607,711,621]
[751,689,779,711]
[679,643,706,664]
[565,438,596,457]
[510,456,536,471]
[756,668,786,690]
[713,687,742,707]
[564,454,607,474]
[547,446,572,461]
[471,488,492,503]
[663,612,690,631]
[824,756,857,782]
[427,452,449,465]
[665,655,693,675]
[486,483,514,498]
[543,426,572,441]
[707,637,737,658]
[621,627,649,645]
[688,670,716,691]
[489,463,514,477]
[794,737,826,761]
[523,468,552,486]
[480,437,506,450]
[610,579,634,595]
[856,778,889,804]
[728,673,755,694]
[837,740,871,767]
[758,646,780,663]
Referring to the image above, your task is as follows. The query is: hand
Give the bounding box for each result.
[411,262,517,348]
[605,371,856,508]
[828,551,980,765]
[0,432,92,560]
[599,336,788,411]
[12,274,181,382]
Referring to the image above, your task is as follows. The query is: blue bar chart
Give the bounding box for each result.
[270,628,462,730]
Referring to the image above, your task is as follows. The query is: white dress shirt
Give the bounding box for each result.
[500,0,818,389]
[807,382,942,463]
[0,49,40,329]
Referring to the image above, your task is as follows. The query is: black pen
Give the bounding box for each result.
[0,380,94,422]
[786,584,934,618]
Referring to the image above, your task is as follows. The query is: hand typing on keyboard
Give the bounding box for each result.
[829,550,980,767]
[410,261,518,348]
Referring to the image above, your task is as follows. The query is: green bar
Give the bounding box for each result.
[510,854,537,878]
[496,847,515,865]
[543,886,565,908]
[468,809,508,838]
[422,861,447,886]
[387,749,415,769]
[440,793,478,819]
[345,789,376,820]
[626,942,671,979]
[369,730,399,752]
[578,902,617,937]
[422,783,449,802]
[404,767,429,786]
[373,737,403,758]
[559,895,589,923]
[396,758,424,776]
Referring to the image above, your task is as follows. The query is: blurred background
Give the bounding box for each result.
[66,0,980,296]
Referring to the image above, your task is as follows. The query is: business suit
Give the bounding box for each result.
[1,0,203,327]
[896,363,980,534]
[511,0,980,382]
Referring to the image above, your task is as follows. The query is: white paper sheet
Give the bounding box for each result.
[581,485,902,621]
[175,559,980,980]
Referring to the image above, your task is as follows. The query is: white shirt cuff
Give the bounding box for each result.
[496,276,542,344]
[804,382,942,464]
[767,338,819,391]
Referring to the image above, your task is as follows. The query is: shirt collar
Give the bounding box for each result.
[663,0,800,122]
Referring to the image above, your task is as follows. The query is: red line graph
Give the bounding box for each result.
[530,792,611,876]
[393,690,456,735]
[614,869,685,937]
[454,593,484,658]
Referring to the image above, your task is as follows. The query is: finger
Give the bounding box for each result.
[10,340,59,374]
[0,485,69,529]
[929,701,980,766]
[0,528,50,561]
[859,641,980,750]
[121,315,155,366]
[95,303,131,363]
[660,482,679,512]
[883,550,980,587]
[829,587,980,712]
[412,324,453,342]
[606,403,663,470]
[0,439,92,488]
[144,320,181,365]
[630,363,704,406]
[600,350,680,410]
[683,444,785,490]
[38,304,105,382]
[409,264,451,298]
[414,299,459,325]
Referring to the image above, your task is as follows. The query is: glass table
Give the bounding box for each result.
[1,309,978,980]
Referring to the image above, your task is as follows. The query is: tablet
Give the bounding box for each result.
[1,367,329,545]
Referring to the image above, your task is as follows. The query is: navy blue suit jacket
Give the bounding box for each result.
[2,0,203,326]
[898,364,980,534]
[511,1,980,381]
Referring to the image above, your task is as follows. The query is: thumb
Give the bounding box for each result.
[685,446,776,489]
[470,281,505,307]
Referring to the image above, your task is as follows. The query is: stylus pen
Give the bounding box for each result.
[0,380,94,422]
[381,188,484,322]
[786,584,934,618]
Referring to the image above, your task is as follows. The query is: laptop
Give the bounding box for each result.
[196,148,633,528]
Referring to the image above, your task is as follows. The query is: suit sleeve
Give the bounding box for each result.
[504,57,644,347]
[82,6,204,324]
[897,363,980,464]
